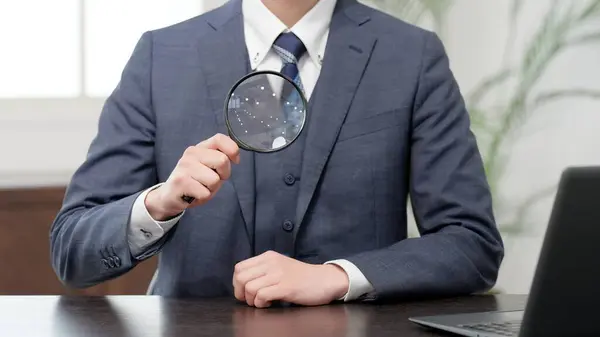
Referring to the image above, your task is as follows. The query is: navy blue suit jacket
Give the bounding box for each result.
[50,0,504,298]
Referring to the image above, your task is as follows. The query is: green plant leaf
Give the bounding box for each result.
[483,2,580,179]
[566,32,600,48]
[578,0,600,20]
[467,69,514,106]
[419,0,454,31]
[500,223,535,237]
[532,89,600,110]
[502,0,525,65]
[363,0,421,23]
[400,0,426,24]
[504,88,600,141]
[363,0,454,31]
[520,4,566,84]
[468,106,494,134]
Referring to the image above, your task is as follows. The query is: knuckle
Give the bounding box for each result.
[208,173,221,187]
[170,174,186,186]
[199,187,211,199]
[177,158,190,169]
[228,143,240,156]
[183,146,196,156]
[246,284,258,295]
[217,154,229,169]
[264,250,276,258]
[235,289,245,301]
[214,133,226,143]
[233,273,244,285]
[255,290,266,302]
[221,169,231,180]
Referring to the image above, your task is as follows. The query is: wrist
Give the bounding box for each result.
[145,189,179,221]
[323,264,350,300]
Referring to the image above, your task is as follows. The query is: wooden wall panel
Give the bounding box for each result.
[0,187,156,295]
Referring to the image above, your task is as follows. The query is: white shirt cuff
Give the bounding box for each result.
[325,259,375,302]
[127,183,184,257]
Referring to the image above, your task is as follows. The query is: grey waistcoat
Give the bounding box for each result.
[253,83,319,257]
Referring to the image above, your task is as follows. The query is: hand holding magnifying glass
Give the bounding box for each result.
[144,134,240,221]
[179,70,308,205]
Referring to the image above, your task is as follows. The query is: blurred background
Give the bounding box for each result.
[0,0,598,295]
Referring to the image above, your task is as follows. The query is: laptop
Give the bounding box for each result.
[409,166,600,337]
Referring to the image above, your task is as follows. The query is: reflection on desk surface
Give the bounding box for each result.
[232,304,369,337]
[0,295,527,337]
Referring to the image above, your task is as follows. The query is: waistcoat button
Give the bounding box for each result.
[282,220,295,232]
[284,173,296,186]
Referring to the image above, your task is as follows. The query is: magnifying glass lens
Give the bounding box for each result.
[225,72,307,152]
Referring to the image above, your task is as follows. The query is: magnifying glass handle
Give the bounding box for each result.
[181,195,195,204]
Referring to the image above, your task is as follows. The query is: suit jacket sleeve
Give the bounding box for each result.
[50,31,171,288]
[346,32,504,300]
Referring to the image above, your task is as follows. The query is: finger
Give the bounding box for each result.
[244,275,278,307]
[234,250,276,273]
[234,281,245,302]
[197,149,232,180]
[254,284,287,309]
[199,133,240,164]
[233,264,268,301]
[169,174,211,206]
[183,147,232,181]
[187,182,222,207]
[185,160,223,192]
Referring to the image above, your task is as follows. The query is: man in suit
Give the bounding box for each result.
[51,0,504,308]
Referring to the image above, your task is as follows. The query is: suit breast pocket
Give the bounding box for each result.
[327,107,410,171]
[337,107,409,142]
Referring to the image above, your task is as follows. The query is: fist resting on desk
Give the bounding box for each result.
[233,251,350,308]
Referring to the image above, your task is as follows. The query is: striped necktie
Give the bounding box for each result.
[272,33,307,126]
[273,32,307,93]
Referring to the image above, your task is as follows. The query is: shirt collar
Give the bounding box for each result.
[243,0,338,69]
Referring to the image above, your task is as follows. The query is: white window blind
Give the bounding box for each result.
[0,0,215,99]
[84,0,203,97]
[0,0,80,98]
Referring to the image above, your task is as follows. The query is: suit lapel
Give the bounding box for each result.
[197,0,256,244]
[295,1,377,231]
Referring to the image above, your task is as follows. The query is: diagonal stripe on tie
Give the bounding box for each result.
[273,32,307,87]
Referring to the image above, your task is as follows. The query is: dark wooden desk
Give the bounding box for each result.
[0,295,526,337]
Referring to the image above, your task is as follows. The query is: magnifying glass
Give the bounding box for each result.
[181,70,308,204]
[225,70,308,152]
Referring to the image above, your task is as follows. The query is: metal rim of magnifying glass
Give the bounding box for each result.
[224,70,308,154]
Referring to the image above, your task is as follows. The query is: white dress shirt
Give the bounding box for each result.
[127,0,374,302]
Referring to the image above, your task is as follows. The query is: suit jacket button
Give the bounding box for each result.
[107,257,117,268]
[101,259,110,269]
[283,173,296,186]
[282,220,294,232]
[112,256,122,267]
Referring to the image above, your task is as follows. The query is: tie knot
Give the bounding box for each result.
[273,32,307,64]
